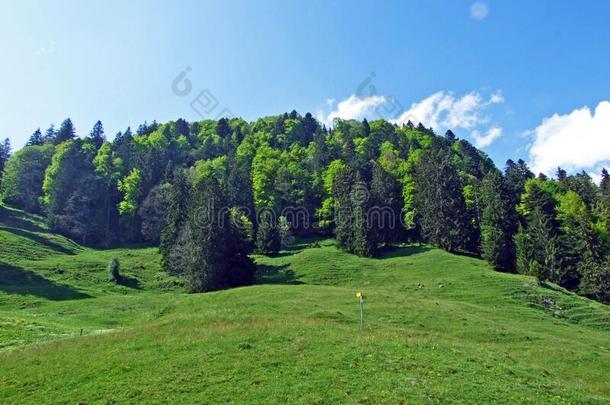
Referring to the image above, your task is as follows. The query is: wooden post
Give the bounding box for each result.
[356,292,365,331]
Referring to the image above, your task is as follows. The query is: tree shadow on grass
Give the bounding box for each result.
[258,237,327,258]
[449,249,483,259]
[376,245,433,259]
[538,281,574,295]
[279,236,328,255]
[1,227,78,255]
[116,274,142,290]
[256,263,304,285]
[271,251,300,258]
[0,262,91,301]
[0,205,48,233]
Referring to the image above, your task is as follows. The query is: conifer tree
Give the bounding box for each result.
[445,129,456,143]
[225,208,256,286]
[332,168,377,257]
[178,175,254,292]
[480,171,516,272]
[55,118,76,144]
[113,127,133,170]
[1,138,10,157]
[43,125,56,144]
[333,167,355,251]
[362,118,371,137]
[515,182,561,284]
[302,112,318,140]
[26,129,44,146]
[139,183,171,243]
[600,168,609,196]
[370,161,403,247]
[413,141,473,253]
[216,118,231,138]
[160,169,191,273]
[556,167,568,190]
[89,120,105,149]
[350,171,376,257]
[518,208,558,283]
[504,159,533,208]
[514,224,532,278]
[0,138,10,186]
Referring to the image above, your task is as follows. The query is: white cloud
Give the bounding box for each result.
[394,90,502,130]
[527,101,610,175]
[393,90,504,147]
[446,92,487,129]
[590,170,604,186]
[319,89,505,148]
[472,127,502,148]
[490,92,504,104]
[470,2,489,21]
[318,95,388,127]
[394,91,446,129]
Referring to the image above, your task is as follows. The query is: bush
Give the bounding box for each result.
[108,257,120,282]
[256,212,280,256]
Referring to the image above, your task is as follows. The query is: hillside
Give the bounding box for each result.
[0,205,181,349]
[4,115,609,303]
[1,206,609,403]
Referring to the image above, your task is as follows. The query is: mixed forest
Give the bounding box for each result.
[0,112,609,303]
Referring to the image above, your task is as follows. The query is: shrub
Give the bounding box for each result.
[256,212,280,256]
[108,257,120,282]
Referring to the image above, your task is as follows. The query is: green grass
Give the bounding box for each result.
[0,205,181,349]
[1,205,609,403]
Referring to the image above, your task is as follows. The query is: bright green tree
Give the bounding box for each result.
[1,144,53,212]
[117,168,143,217]
[93,141,123,243]
[42,140,105,242]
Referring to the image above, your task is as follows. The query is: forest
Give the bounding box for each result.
[0,112,608,302]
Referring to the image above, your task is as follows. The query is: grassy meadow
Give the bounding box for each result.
[1,205,609,403]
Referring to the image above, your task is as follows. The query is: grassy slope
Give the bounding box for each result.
[0,205,181,349]
[1,206,609,403]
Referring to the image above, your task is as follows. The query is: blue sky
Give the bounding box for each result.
[1,0,609,176]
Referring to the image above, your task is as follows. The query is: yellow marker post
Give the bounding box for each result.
[356,292,365,330]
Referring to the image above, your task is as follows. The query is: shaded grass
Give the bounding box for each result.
[0,261,91,301]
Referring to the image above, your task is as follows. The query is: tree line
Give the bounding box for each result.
[1,112,608,302]
[0,137,12,191]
